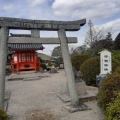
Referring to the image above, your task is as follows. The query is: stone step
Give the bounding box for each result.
[7,72,50,81]
[58,91,97,103]
[23,77,40,81]
[79,92,97,102]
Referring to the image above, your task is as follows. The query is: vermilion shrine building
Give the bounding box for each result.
[8,43,44,73]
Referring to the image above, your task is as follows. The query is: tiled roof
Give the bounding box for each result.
[38,53,51,61]
[7,44,44,51]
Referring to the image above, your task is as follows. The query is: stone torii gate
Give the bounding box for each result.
[0,17,86,109]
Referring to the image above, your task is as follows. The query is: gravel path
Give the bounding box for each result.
[6,70,104,120]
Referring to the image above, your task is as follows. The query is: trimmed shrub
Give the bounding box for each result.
[41,63,47,70]
[80,57,120,86]
[112,58,120,72]
[84,49,98,57]
[84,49,104,57]
[112,50,120,62]
[115,66,120,73]
[71,54,90,71]
[105,91,120,120]
[82,50,94,57]
[98,73,120,110]
[0,108,9,120]
[80,56,100,86]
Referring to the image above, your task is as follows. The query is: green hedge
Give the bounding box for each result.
[98,73,120,110]
[71,54,90,71]
[80,56,100,86]
[0,108,9,120]
[105,91,120,120]
[112,50,120,62]
[80,57,120,86]
[41,63,47,70]
[115,66,120,73]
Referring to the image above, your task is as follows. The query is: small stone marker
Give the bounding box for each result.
[96,49,112,86]
[99,49,112,74]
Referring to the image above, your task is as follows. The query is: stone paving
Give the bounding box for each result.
[6,69,104,120]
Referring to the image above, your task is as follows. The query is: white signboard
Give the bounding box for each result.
[99,49,112,74]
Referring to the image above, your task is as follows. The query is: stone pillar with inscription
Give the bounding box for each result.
[0,27,9,109]
[96,49,112,87]
[100,49,112,74]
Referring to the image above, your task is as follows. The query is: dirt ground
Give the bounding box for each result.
[6,69,104,120]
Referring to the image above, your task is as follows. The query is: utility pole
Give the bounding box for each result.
[88,20,93,47]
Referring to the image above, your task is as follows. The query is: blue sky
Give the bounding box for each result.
[0,0,120,55]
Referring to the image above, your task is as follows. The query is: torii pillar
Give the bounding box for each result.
[0,27,9,109]
[58,29,79,106]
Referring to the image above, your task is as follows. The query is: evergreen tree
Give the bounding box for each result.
[105,32,112,40]
[51,46,63,64]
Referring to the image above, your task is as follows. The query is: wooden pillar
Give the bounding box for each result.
[20,52,22,63]
[34,52,37,72]
[30,52,31,62]
[17,52,19,73]
[12,54,14,73]
[0,27,9,109]
[39,60,41,71]
[37,54,40,72]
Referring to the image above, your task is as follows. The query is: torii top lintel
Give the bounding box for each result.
[0,17,86,31]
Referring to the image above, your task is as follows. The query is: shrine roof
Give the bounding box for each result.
[7,43,44,51]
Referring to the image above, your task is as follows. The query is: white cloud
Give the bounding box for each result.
[29,0,47,7]
[95,18,120,39]
[1,0,120,55]
[52,0,120,20]
[3,4,14,11]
